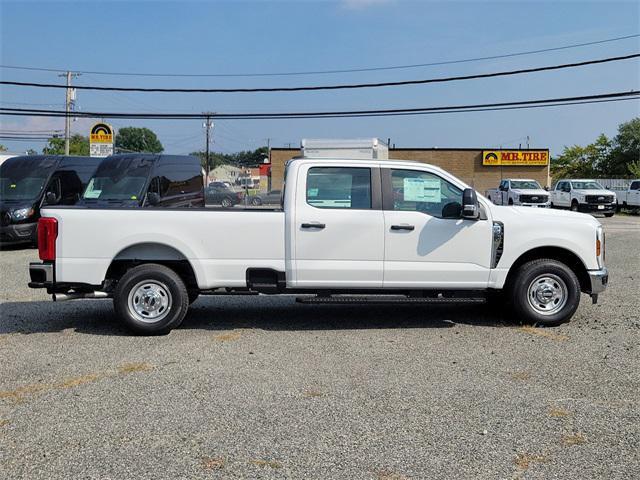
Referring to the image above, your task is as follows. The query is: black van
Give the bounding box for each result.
[79,154,204,208]
[0,155,100,245]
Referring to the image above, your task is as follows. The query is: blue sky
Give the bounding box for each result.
[1,0,639,156]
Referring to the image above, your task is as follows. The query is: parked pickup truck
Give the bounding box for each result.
[616,179,640,210]
[550,179,616,217]
[485,179,550,207]
[29,157,608,334]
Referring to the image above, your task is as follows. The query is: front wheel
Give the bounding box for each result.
[221,197,233,208]
[604,212,615,217]
[114,263,189,335]
[508,259,580,327]
[570,201,579,212]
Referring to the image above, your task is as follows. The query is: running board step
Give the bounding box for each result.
[296,295,486,305]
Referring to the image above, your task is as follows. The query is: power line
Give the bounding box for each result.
[1,34,638,77]
[0,91,637,120]
[1,54,638,94]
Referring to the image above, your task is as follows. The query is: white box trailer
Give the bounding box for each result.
[301,138,389,160]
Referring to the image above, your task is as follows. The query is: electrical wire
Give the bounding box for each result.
[0,91,637,120]
[1,54,638,94]
[1,34,638,77]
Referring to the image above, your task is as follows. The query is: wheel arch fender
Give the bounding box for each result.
[106,242,202,289]
[504,246,590,293]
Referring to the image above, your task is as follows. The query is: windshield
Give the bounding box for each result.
[0,157,58,201]
[510,180,541,189]
[83,156,154,201]
[571,181,604,190]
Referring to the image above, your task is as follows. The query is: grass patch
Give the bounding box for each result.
[549,407,570,418]
[201,457,225,470]
[514,453,548,471]
[251,459,282,469]
[212,331,242,342]
[562,433,587,446]
[518,326,569,341]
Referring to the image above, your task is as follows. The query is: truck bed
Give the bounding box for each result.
[45,207,286,289]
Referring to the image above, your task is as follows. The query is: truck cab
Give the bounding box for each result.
[616,179,640,210]
[0,155,100,245]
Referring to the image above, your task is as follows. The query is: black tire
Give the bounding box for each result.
[507,258,580,327]
[604,212,615,217]
[508,198,514,205]
[113,263,189,335]
[570,201,579,212]
[251,197,262,206]
[221,197,233,208]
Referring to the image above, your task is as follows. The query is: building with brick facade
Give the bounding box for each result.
[268,147,550,195]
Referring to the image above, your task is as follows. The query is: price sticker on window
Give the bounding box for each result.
[403,178,441,203]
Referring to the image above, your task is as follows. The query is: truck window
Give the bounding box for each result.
[630,181,640,190]
[306,167,371,209]
[390,169,462,219]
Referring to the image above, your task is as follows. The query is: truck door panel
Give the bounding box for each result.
[382,168,492,288]
[292,165,384,288]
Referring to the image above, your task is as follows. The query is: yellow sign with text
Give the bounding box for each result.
[89,123,114,144]
[482,150,548,166]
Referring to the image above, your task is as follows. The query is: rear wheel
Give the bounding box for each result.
[570,201,579,212]
[114,263,189,335]
[221,197,233,208]
[251,197,262,206]
[508,258,580,327]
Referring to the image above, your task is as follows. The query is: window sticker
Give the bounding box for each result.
[307,187,319,197]
[403,178,441,202]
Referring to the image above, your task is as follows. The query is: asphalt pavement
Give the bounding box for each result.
[1,215,638,479]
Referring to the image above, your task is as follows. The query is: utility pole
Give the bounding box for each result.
[203,113,214,183]
[58,71,80,155]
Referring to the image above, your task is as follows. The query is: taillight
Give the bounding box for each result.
[38,217,58,261]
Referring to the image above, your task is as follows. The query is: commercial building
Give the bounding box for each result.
[269,146,550,194]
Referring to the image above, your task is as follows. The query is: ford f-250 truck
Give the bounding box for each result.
[28,157,608,334]
[550,179,616,216]
[485,179,550,207]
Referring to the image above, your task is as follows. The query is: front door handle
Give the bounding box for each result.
[301,222,326,229]
[390,224,415,231]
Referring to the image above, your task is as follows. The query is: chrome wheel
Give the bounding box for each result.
[127,280,172,323]
[221,198,232,208]
[527,274,567,316]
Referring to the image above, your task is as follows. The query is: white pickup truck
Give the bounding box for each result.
[616,179,640,210]
[485,179,550,207]
[550,179,616,217]
[29,157,608,334]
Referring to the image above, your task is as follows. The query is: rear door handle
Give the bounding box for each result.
[301,222,326,229]
[391,224,415,231]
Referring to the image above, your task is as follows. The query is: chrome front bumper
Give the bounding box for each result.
[588,267,608,295]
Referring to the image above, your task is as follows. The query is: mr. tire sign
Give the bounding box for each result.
[89,123,114,157]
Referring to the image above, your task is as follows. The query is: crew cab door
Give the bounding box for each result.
[292,164,384,288]
[382,168,492,288]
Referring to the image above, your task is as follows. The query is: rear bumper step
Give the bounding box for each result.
[296,295,486,305]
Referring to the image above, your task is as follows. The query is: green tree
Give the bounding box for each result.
[606,118,640,175]
[26,149,38,155]
[0,144,7,152]
[115,127,163,153]
[551,134,611,179]
[629,159,640,177]
[190,146,269,170]
[42,134,90,155]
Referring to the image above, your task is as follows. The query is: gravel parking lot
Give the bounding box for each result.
[1,215,638,479]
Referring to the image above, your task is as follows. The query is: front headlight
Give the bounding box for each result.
[11,207,34,221]
[596,225,605,269]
